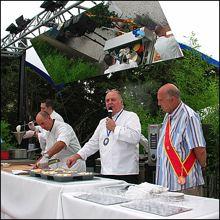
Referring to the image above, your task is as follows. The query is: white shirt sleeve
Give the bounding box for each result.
[77,120,103,160]
[56,124,72,146]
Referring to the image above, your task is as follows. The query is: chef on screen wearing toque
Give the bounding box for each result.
[66,89,141,184]
[34,111,86,171]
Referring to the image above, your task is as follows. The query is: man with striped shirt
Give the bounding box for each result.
[156,83,206,196]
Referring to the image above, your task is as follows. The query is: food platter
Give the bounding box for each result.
[29,168,94,182]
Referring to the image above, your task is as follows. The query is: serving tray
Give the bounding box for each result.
[75,193,130,205]
[41,172,94,182]
[121,200,192,216]
[29,169,94,182]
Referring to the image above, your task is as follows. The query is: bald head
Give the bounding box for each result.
[158,83,180,99]
[36,111,53,130]
[157,83,181,113]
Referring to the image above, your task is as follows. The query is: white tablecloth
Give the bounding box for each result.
[61,192,219,219]
[1,171,125,219]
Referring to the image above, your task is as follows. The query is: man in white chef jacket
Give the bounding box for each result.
[153,25,183,62]
[34,111,86,171]
[39,99,64,122]
[66,89,141,184]
[35,99,64,153]
[23,99,64,153]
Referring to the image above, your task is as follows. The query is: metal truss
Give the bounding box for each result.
[1,1,103,58]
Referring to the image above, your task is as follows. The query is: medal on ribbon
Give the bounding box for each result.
[178,166,186,185]
[103,137,109,146]
[177,175,186,185]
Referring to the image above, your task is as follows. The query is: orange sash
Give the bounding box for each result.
[164,117,196,181]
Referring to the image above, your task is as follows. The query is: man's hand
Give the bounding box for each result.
[23,130,35,139]
[28,121,36,131]
[106,118,116,132]
[37,155,49,168]
[66,154,81,168]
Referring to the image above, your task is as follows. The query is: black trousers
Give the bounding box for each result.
[100,174,139,184]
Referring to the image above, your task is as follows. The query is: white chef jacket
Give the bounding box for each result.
[43,120,86,172]
[154,35,183,61]
[77,109,141,175]
[50,110,64,122]
[38,110,64,152]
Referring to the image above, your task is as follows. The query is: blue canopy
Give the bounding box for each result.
[179,43,219,68]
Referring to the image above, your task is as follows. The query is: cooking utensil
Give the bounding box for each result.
[37,158,60,169]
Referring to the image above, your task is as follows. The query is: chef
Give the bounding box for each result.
[23,99,64,154]
[34,111,86,171]
[66,89,141,184]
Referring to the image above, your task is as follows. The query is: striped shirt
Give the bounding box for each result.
[156,102,206,191]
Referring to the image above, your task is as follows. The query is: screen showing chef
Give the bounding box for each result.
[31,1,183,83]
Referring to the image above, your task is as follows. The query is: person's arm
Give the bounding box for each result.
[45,141,66,158]
[193,147,207,168]
[66,153,82,168]
[77,121,103,160]
[36,141,66,168]
[186,115,207,168]
[37,123,69,167]
[66,121,103,168]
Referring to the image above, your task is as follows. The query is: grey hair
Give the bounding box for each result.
[106,89,123,101]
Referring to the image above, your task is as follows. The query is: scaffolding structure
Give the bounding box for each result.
[1,1,102,57]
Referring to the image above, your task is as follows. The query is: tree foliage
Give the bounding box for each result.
[31,37,100,84]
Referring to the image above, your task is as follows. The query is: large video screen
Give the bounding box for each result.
[31,1,183,84]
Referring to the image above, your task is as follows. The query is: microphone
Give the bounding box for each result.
[108,107,113,119]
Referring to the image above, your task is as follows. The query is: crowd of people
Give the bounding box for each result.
[24,84,207,196]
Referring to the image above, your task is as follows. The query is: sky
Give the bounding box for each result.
[159,1,219,61]
[1,1,219,68]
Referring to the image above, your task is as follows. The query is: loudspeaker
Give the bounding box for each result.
[63,13,97,37]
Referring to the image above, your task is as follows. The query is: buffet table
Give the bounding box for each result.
[1,170,125,219]
[1,165,219,219]
[60,192,219,219]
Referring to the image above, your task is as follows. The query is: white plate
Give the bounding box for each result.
[161,192,184,198]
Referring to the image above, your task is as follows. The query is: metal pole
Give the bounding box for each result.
[18,52,26,125]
